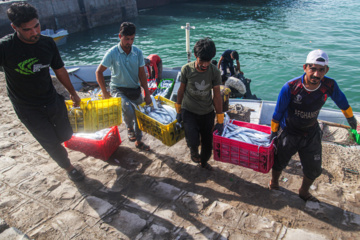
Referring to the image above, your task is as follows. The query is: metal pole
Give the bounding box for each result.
[50,0,59,30]
[181,23,195,63]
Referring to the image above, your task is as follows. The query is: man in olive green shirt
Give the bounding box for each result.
[176,37,223,170]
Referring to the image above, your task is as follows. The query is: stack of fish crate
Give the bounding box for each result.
[64,98,122,161]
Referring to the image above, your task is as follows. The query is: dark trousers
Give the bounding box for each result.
[272,126,323,180]
[12,94,73,169]
[220,60,235,76]
[150,60,163,85]
[182,109,215,166]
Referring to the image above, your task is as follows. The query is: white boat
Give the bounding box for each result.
[50,65,181,92]
[226,98,360,127]
[169,75,360,127]
[41,29,68,45]
[50,65,360,128]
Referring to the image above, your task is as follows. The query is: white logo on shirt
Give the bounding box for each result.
[294,94,302,104]
[195,80,210,90]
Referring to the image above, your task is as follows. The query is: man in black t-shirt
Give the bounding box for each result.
[0,3,84,181]
[176,38,223,170]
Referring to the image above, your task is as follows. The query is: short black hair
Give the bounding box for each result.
[231,51,239,61]
[7,2,38,27]
[211,59,218,66]
[119,22,136,36]
[193,37,216,62]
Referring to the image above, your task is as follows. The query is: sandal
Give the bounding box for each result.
[299,194,320,203]
[135,142,150,151]
[190,148,201,163]
[128,128,136,142]
[200,163,213,171]
[268,180,280,190]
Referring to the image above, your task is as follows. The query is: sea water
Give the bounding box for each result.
[58,0,360,112]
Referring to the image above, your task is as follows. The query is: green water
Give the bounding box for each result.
[58,0,360,112]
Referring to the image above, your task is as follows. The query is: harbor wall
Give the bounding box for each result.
[0,0,192,37]
[137,0,188,10]
[0,0,138,37]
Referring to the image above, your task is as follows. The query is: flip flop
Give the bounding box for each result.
[299,194,320,203]
[128,128,136,142]
[190,153,201,163]
[135,142,150,151]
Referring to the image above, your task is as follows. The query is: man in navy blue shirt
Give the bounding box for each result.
[217,50,242,77]
[268,49,357,202]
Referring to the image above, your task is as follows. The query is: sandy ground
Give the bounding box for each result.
[0,72,360,239]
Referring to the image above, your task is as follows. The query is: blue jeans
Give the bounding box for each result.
[111,87,144,141]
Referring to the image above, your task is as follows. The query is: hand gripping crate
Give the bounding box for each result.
[213,120,274,173]
[65,97,122,132]
[64,126,121,161]
[135,96,185,146]
[142,79,158,96]
[148,78,158,95]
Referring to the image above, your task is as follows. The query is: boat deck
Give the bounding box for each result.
[50,65,359,128]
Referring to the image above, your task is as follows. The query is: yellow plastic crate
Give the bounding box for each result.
[66,98,91,132]
[65,98,122,132]
[135,96,185,146]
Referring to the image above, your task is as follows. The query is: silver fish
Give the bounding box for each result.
[221,122,270,146]
[140,98,177,125]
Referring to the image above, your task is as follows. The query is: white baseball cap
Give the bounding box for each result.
[306,49,329,66]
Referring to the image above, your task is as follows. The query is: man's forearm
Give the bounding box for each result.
[53,67,77,95]
[96,73,107,92]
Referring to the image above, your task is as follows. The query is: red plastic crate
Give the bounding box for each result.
[64,126,121,161]
[213,121,274,173]
[143,79,158,96]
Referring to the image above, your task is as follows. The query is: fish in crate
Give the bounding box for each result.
[213,114,275,173]
[135,96,184,146]
[64,126,121,161]
[139,96,177,125]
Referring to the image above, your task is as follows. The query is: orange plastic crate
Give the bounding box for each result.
[64,126,121,161]
[213,121,274,173]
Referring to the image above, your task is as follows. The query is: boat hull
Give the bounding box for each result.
[49,65,359,128]
[228,98,360,128]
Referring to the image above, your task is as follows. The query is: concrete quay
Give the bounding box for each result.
[0,72,360,239]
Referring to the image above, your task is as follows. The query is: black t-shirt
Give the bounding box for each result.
[0,33,64,106]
